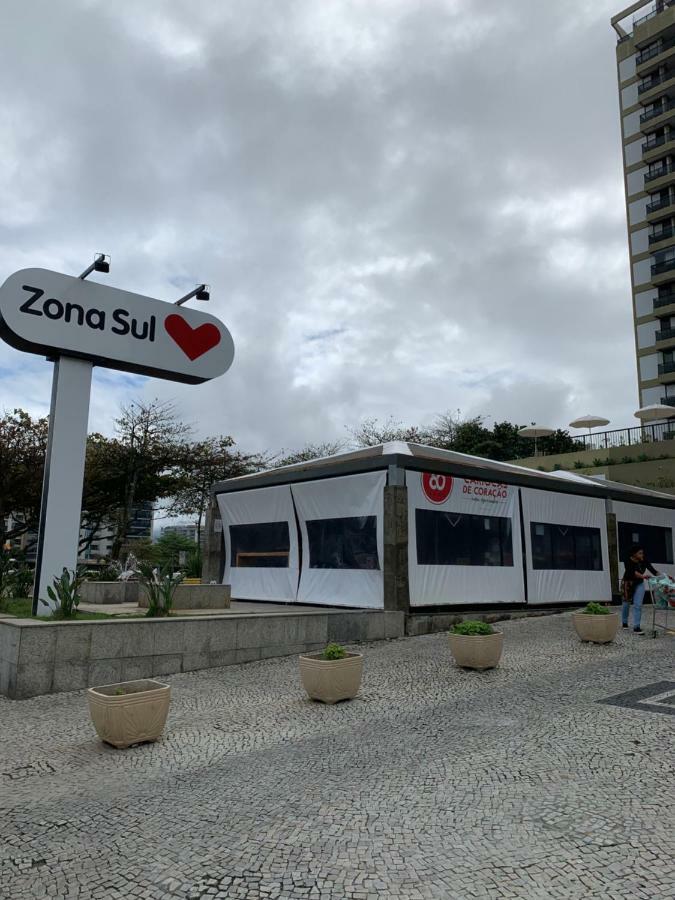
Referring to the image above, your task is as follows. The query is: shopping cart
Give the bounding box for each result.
[647,574,675,638]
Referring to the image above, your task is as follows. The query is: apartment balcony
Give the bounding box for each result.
[641,98,675,125]
[651,257,675,275]
[647,194,675,213]
[645,161,675,183]
[637,36,675,66]
[643,131,670,152]
[662,395,675,405]
[650,222,675,243]
[634,1,675,29]
[655,325,675,340]
[654,287,675,306]
[659,360,675,374]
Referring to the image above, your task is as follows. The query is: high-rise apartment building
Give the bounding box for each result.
[613,1,675,411]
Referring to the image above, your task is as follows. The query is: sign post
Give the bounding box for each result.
[0,263,235,616]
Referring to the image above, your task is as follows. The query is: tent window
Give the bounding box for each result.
[530,522,602,571]
[306,516,379,570]
[618,521,673,564]
[229,522,290,567]
[415,509,514,567]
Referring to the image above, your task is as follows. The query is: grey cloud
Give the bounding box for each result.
[0,0,635,450]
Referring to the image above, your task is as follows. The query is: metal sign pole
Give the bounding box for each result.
[32,356,93,615]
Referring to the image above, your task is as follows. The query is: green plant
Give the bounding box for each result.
[637,453,650,463]
[592,458,609,467]
[114,687,125,695]
[43,568,84,619]
[84,563,122,582]
[137,562,183,617]
[620,456,636,464]
[450,620,494,636]
[573,460,586,469]
[322,642,347,660]
[581,602,610,616]
[184,549,202,579]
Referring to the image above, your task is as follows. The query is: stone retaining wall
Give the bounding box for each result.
[138,584,231,610]
[0,610,405,700]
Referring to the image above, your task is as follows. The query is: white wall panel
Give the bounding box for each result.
[217,485,299,602]
[635,287,657,316]
[521,489,611,605]
[624,137,644,166]
[639,353,658,380]
[621,81,639,109]
[629,196,648,225]
[291,471,386,609]
[406,471,525,607]
[630,227,650,254]
[633,256,652,286]
[619,56,636,81]
[613,501,675,582]
[637,319,658,348]
[627,166,647,196]
[623,109,642,138]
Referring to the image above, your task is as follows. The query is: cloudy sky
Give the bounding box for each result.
[0,0,633,456]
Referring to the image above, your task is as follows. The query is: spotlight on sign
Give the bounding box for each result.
[94,253,110,274]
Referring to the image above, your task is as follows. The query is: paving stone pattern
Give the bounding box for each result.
[1,611,674,899]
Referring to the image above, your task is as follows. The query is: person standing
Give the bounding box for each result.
[622,545,659,635]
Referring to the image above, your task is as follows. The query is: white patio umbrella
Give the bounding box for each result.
[569,414,610,434]
[518,425,555,455]
[634,404,675,422]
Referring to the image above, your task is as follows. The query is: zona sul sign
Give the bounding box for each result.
[0,262,235,616]
[0,269,234,384]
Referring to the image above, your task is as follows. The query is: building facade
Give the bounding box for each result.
[161,523,199,544]
[614,1,675,410]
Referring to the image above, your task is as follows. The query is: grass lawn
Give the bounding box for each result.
[0,597,144,621]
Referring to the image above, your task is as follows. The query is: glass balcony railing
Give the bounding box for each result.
[654,289,675,306]
[656,326,675,340]
[637,36,675,65]
[643,132,669,152]
[639,72,673,94]
[659,360,675,374]
[647,195,675,213]
[651,258,675,275]
[650,224,675,243]
[641,99,675,124]
[645,162,675,182]
[634,1,675,29]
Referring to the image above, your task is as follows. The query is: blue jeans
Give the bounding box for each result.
[622,580,646,629]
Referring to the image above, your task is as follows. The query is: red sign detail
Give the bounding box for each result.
[421,472,453,504]
[164,314,221,361]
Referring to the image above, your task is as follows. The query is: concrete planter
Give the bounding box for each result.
[138,584,231,610]
[299,652,363,703]
[80,581,139,605]
[448,631,503,670]
[87,679,170,748]
[573,612,620,644]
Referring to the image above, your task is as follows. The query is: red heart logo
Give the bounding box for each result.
[164,314,221,361]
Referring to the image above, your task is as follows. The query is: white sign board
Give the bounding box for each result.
[0,268,234,384]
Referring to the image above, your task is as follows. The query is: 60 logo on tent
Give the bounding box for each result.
[421,472,453,504]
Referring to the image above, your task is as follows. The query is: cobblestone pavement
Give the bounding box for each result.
[1,611,674,900]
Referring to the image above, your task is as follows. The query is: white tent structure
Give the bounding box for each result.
[211,442,675,611]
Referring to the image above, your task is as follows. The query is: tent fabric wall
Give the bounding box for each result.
[406,471,525,607]
[291,472,386,609]
[216,485,299,601]
[521,488,611,605]
[613,501,675,581]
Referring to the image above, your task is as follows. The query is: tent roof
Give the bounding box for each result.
[211,441,675,509]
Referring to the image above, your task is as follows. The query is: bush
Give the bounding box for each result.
[582,602,609,616]
[137,563,183,617]
[573,460,586,469]
[322,642,347,660]
[43,568,84,619]
[450,620,494,636]
[84,562,122,582]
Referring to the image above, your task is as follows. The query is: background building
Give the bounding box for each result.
[613,1,675,410]
[160,523,199,544]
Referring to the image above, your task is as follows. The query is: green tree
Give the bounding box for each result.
[169,436,264,545]
[273,441,345,467]
[108,400,191,560]
[0,409,48,549]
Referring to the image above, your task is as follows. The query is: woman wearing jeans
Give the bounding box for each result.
[622,545,659,635]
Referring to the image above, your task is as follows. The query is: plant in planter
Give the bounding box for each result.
[87,679,171,748]
[573,602,619,644]
[137,563,183,617]
[448,620,504,670]
[299,642,363,704]
[39,567,84,619]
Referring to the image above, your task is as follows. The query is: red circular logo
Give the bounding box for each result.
[421,472,453,504]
